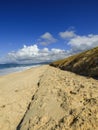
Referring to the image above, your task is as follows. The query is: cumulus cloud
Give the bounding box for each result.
[1,29,98,64]
[59,30,76,39]
[68,34,98,52]
[38,32,57,45]
[59,29,98,52]
[1,44,69,64]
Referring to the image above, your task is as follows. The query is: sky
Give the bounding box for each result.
[0,0,98,64]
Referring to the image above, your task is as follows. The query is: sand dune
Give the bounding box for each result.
[0,65,98,130]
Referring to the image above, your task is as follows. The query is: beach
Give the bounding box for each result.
[0,65,98,130]
[0,65,48,130]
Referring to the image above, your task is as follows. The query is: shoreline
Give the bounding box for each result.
[0,64,43,76]
[0,65,48,130]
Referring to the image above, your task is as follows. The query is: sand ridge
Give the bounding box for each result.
[17,66,98,130]
[0,65,48,130]
[0,65,98,130]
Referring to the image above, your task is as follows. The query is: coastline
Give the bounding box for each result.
[0,65,48,130]
[0,65,42,76]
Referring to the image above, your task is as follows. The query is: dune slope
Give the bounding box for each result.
[50,47,98,77]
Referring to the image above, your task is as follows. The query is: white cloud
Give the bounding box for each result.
[1,29,98,64]
[59,29,98,52]
[51,48,65,53]
[39,32,57,45]
[59,30,76,39]
[68,34,98,51]
[1,44,69,64]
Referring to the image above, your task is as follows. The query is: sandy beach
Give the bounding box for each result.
[0,65,48,130]
[0,65,98,130]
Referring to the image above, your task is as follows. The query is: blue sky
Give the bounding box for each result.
[0,0,98,63]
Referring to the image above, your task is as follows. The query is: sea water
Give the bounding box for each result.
[0,63,44,76]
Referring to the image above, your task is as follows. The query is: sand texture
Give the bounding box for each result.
[0,65,98,130]
[0,65,48,130]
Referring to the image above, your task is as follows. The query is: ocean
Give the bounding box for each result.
[0,63,48,76]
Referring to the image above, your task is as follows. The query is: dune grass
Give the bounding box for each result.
[50,47,98,77]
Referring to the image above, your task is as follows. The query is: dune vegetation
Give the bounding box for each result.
[50,47,98,78]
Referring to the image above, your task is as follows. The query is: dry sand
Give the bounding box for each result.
[0,65,48,130]
[0,65,98,130]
